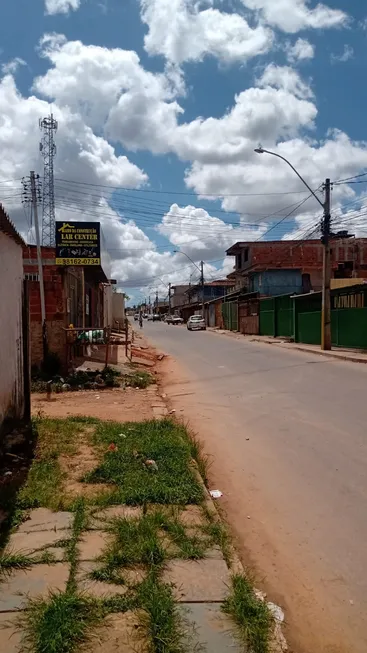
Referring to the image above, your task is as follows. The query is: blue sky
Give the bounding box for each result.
[1,0,367,300]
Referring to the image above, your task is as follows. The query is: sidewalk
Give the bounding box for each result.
[0,338,286,653]
[209,328,367,364]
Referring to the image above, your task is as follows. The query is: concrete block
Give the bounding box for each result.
[17,508,73,533]
[6,529,69,556]
[179,603,242,653]
[77,562,146,597]
[179,506,205,527]
[90,505,142,529]
[163,559,230,602]
[0,564,69,612]
[86,612,147,652]
[78,531,111,561]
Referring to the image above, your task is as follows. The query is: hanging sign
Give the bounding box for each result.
[55,222,100,265]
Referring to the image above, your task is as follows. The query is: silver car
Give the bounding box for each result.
[187,315,206,331]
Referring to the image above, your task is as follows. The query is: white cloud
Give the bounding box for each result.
[331,44,354,63]
[45,0,81,15]
[285,38,315,62]
[240,0,348,33]
[257,63,313,99]
[1,58,26,75]
[140,0,273,64]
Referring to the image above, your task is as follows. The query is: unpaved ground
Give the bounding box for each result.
[32,387,156,421]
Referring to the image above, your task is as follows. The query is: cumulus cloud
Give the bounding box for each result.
[140,0,273,64]
[285,38,315,62]
[240,0,348,33]
[1,58,26,75]
[45,0,81,15]
[331,44,354,63]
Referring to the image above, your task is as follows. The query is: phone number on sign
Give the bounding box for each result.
[55,258,101,266]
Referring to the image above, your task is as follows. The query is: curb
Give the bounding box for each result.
[250,338,367,365]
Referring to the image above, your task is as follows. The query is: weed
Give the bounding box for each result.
[159,515,206,560]
[100,514,165,574]
[125,370,155,389]
[138,572,186,653]
[188,433,211,487]
[86,419,203,505]
[65,416,101,424]
[0,552,33,578]
[20,591,104,653]
[17,459,65,510]
[65,499,87,593]
[202,521,231,564]
[222,574,273,653]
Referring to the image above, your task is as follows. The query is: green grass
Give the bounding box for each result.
[0,552,33,578]
[125,370,155,389]
[188,433,211,487]
[137,572,186,653]
[201,520,231,564]
[20,592,105,653]
[222,575,273,653]
[65,499,87,593]
[85,419,203,505]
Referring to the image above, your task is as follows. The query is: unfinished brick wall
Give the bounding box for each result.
[23,246,67,369]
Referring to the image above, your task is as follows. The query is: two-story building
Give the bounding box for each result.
[226,238,367,297]
[186,280,234,304]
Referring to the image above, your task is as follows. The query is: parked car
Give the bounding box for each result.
[152,314,161,322]
[134,313,139,321]
[187,315,206,331]
[171,315,184,325]
[147,314,153,321]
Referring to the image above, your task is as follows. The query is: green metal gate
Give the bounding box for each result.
[275,294,293,337]
[259,297,275,336]
[222,302,238,331]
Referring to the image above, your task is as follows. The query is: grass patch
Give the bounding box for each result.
[16,419,90,511]
[0,552,33,578]
[20,591,105,653]
[125,370,155,389]
[202,520,231,564]
[85,419,203,505]
[222,574,273,653]
[138,572,186,653]
[188,433,210,487]
[65,499,87,593]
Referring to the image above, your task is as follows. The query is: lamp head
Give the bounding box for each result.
[254,147,264,154]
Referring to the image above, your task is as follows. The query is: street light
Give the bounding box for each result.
[254,147,331,350]
[174,250,205,317]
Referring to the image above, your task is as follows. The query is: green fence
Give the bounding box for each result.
[259,298,275,336]
[222,302,238,331]
[332,307,367,348]
[297,311,321,345]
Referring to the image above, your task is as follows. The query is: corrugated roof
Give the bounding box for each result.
[0,204,25,247]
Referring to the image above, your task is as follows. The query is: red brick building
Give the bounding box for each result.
[23,245,110,369]
[226,238,367,296]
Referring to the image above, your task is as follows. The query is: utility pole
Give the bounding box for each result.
[39,114,58,246]
[321,178,331,351]
[30,171,48,360]
[168,283,172,315]
[155,290,158,310]
[200,261,205,318]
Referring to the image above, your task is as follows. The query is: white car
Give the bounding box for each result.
[171,315,184,325]
[187,315,206,331]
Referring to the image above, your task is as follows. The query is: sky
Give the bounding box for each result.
[1,0,367,303]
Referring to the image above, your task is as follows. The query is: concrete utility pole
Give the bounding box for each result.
[30,171,48,359]
[321,179,331,351]
[200,260,205,318]
[168,282,172,315]
[254,148,332,351]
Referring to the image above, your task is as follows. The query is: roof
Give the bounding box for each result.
[0,204,25,247]
[226,239,322,255]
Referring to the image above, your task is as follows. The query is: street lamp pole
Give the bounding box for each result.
[254,147,331,350]
[174,250,205,317]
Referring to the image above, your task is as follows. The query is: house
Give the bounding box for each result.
[226,238,367,297]
[186,280,234,304]
[171,285,190,310]
[0,205,29,433]
[23,241,112,370]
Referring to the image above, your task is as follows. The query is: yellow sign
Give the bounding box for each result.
[55,221,101,265]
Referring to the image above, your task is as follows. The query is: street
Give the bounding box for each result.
[145,321,367,653]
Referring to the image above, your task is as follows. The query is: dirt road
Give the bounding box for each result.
[146,321,367,653]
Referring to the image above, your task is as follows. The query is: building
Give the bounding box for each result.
[226,238,367,297]
[171,285,190,310]
[186,280,234,304]
[0,206,29,433]
[23,243,112,370]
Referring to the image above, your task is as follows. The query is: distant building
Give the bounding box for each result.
[186,280,234,304]
[226,238,367,297]
[171,285,190,309]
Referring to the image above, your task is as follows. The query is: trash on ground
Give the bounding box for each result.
[169,409,176,414]
[118,433,127,438]
[95,395,100,399]
[267,602,285,622]
[209,489,223,499]
[144,459,158,472]
[107,443,118,452]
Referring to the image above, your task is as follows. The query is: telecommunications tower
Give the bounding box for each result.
[39,114,58,246]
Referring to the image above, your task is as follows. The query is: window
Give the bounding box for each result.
[243,248,249,264]
[236,254,241,270]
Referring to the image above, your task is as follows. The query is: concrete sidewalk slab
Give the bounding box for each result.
[179,603,242,653]
[90,505,142,529]
[0,613,22,653]
[6,529,69,557]
[17,508,73,533]
[163,559,230,602]
[85,612,147,653]
[78,531,111,561]
[0,564,69,612]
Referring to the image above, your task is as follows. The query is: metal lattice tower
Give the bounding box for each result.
[39,114,58,246]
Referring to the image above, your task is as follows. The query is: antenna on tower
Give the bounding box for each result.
[39,113,58,246]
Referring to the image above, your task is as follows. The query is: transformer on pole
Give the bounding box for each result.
[39,114,58,246]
